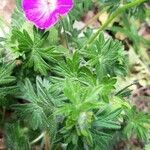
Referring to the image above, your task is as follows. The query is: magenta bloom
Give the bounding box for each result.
[22,0,74,29]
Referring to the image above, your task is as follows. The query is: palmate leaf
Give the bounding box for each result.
[90,108,123,149]
[15,76,62,130]
[80,33,126,80]
[11,28,63,75]
[91,130,113,150]
[15,103,48,130]
[0,86,18,107]
[5,122,30,150]
[52,50,117,102]
[56,79,103,118]
[26,45,65,75]
[51,51,96,88]
[93,108,122,130]
[63,78,111,105]
[124,107,150,141]
[11,0,25,29]
[0,62,16,85]
[59,93,123,149]
[0,61,17,106]
[55,79,107,146]
[11,29,33,52]
[55,52,80,78]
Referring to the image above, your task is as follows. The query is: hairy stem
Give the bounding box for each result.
[45,132,50,150]
[84,0,145,48]
[30,132,45,145]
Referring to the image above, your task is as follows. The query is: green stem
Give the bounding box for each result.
[30,132,45,145]
[115,82,137,96]
[84,0,145,48]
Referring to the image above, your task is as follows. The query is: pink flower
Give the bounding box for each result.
[22,0,74,29]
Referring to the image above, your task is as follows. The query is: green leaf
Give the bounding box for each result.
[5,122,30,150]
[80,33,126,79]
[0,62,17,107]
[0,62,16,85]
[0,37,6,42]
[93,108,122,129]
[92,130,113,150]
[11,29,63,75]
[0,86,18,107]
[11,4,25,29]
[15,77,61,130]
[124,107,150,140]
[56,79,107,146]
[11,29,33,52]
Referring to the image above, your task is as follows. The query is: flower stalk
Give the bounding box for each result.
[84,0,146,48]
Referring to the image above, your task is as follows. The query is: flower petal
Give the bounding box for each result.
[22,0,74,29]
[24,8,59,29]
[56,0,74,15]
[23,0,44,10]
